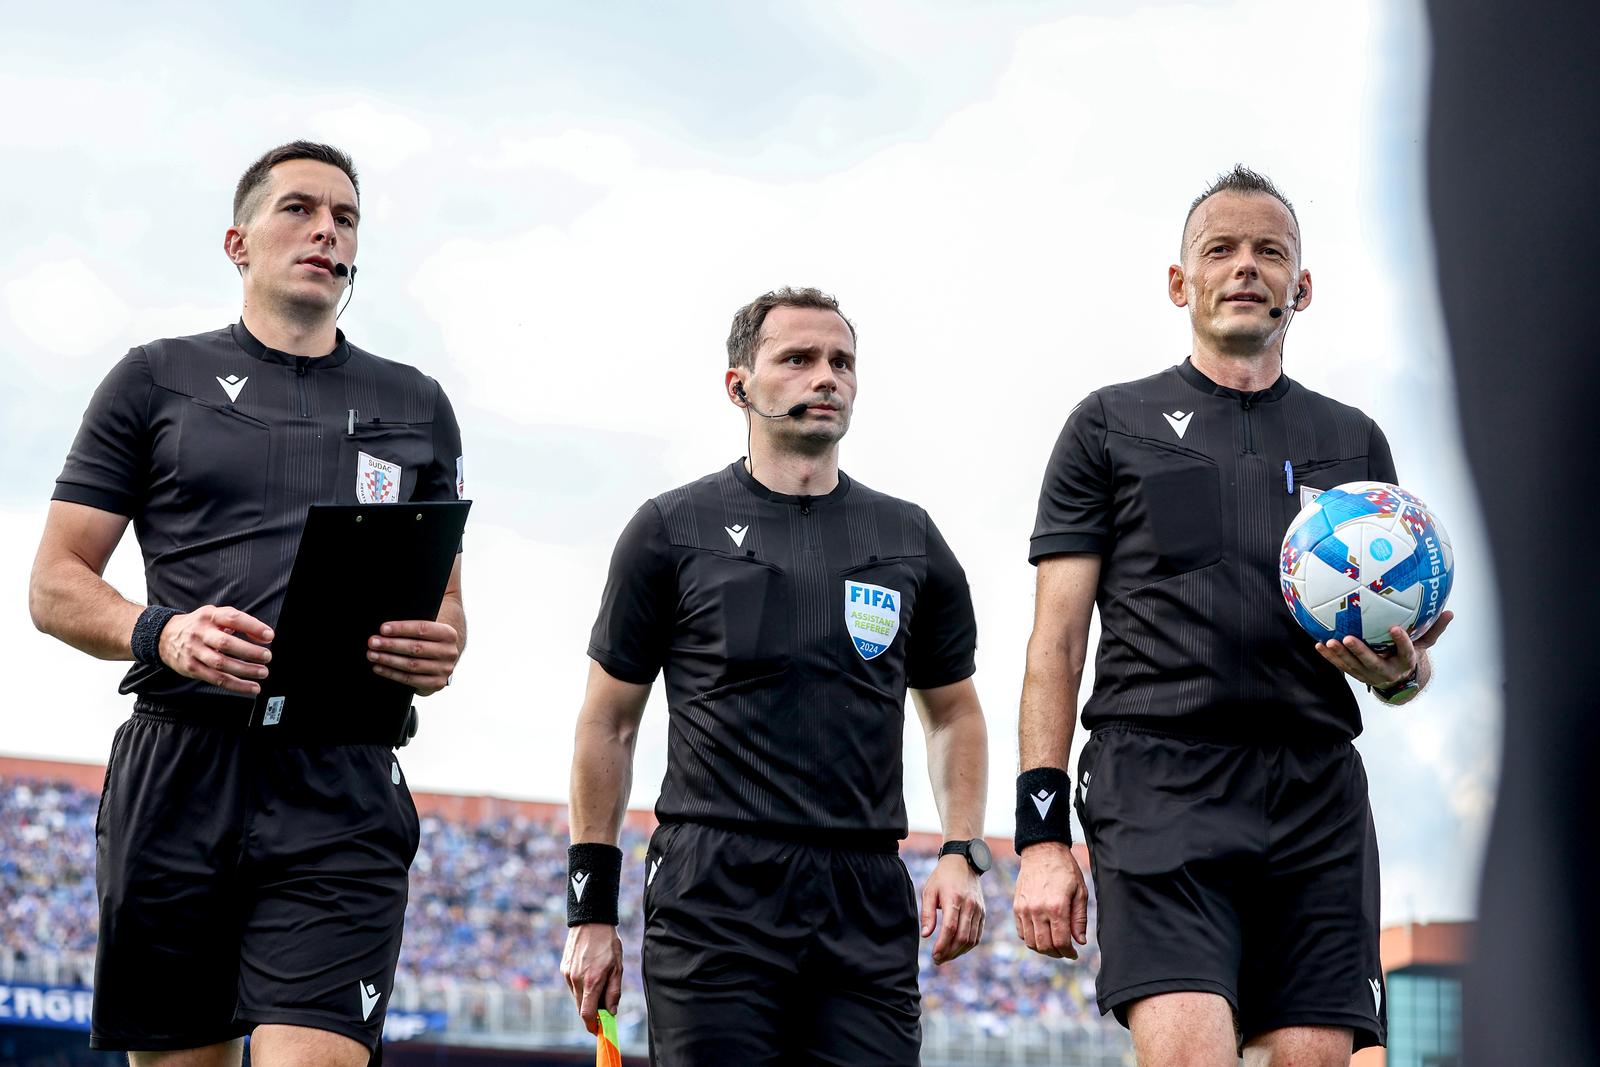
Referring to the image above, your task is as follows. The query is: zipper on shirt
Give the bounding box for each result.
[294,360,310,418]
[1240,397,1255,455]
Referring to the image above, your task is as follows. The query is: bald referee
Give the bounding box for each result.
[560,288,990,1065]
[28,141,466,1067]
[1011,167,1454,1066]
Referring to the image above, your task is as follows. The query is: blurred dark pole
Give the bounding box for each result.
[1428,1,1600,1062]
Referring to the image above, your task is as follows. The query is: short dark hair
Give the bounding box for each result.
[1182,164,1297,254]
[726,287,857,370]
[233,141,360,225]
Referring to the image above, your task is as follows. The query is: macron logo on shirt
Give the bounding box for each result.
[1162,410,1193,439]
[216,374,248,403]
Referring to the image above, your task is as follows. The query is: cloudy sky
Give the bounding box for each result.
[0,0,1495,923]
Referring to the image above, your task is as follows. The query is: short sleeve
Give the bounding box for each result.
[1368,420,1400,484]
[417,380,465,503]
[906,517,978,691]
[52,348,154,517]
[1029,393,1112,564]
[587,502,676,685]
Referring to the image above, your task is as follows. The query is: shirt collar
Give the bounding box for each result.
[1178,356,1292,403]
[731,459,853,507]
[230,320,352,368]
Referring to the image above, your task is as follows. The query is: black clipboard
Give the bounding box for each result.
[249,500,470,740]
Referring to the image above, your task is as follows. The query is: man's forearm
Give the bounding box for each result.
[437,590,467,655]
[1018,630,1085,771]
[927,705,988,840]
[29,557,143,661]
[569,718,637,844]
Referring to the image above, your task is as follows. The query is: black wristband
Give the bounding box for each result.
[1370,661,1421,700]
[1014,767,1073,852]
[567,842,623,927]
[131,606,181,666]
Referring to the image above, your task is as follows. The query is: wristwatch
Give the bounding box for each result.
[1370,662,1421,702]
[939,838,993,876]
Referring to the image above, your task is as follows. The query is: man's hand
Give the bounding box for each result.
[922,854,985,965]
[561,923,623,1035]
[1013,841,1089,960]
[367,620,461,696]
[1315,609,1455,690]
[159,605,274,696]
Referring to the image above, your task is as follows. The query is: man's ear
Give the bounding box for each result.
[1167,264,1188,308]
[223,226,247,273]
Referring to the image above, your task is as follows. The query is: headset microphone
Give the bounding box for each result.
[735,382,808,419]
[334,262,357,319]
[1269,285,1306,319]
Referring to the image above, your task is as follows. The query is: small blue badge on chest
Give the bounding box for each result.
[845,580,901,661]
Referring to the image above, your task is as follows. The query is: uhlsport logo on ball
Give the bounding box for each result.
[1278,481,1454,648]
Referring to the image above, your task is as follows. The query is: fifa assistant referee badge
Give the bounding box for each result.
[939,838,994,876]
[1014,767,1073,851]
[566,842,623,927]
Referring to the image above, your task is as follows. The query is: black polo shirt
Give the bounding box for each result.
[589,461,978,838]
[53,321,464,699]
[1031,358,1398,742]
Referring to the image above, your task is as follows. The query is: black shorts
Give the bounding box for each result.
[90,706,421,1053]
[641,822,921,1067]
[1076,724,1386,1051]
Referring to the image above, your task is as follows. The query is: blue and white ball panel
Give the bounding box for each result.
[1279,481,1454,648]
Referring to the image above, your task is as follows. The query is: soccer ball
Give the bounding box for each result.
[1279,481,1454,649]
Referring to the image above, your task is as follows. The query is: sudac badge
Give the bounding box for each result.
[356,451,402,504]
[845,580,901,661]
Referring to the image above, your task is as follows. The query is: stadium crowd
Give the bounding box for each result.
[1,774,1105,1028]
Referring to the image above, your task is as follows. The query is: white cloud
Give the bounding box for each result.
[306,100,435,172]
[4,256,133,361]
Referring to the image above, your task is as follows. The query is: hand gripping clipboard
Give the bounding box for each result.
[249,501,470,743]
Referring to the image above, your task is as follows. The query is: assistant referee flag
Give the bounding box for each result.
[596,1009,622,1067]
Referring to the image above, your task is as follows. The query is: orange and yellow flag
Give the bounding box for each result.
[596,1008,622,1067]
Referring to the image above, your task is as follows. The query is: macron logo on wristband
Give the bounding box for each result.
[571,871,589,902]
[1031,789,1057,820]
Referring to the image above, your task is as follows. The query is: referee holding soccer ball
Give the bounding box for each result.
[561,288,990,1066]
[1012,167,1455,1066]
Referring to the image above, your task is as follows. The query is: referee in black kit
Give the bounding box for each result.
[28,142,466,1067]
[560,288,991,1065]
[1010,168,1454,1066]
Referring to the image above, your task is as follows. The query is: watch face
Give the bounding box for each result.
[968,838,993,873]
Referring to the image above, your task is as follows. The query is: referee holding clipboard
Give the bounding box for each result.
[28,141,466,1067]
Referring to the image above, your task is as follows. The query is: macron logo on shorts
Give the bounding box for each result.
[1031,789,1057,820]
[359,979,381,1021]
[571,871,589,902]
[1369,977,1383,1014]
